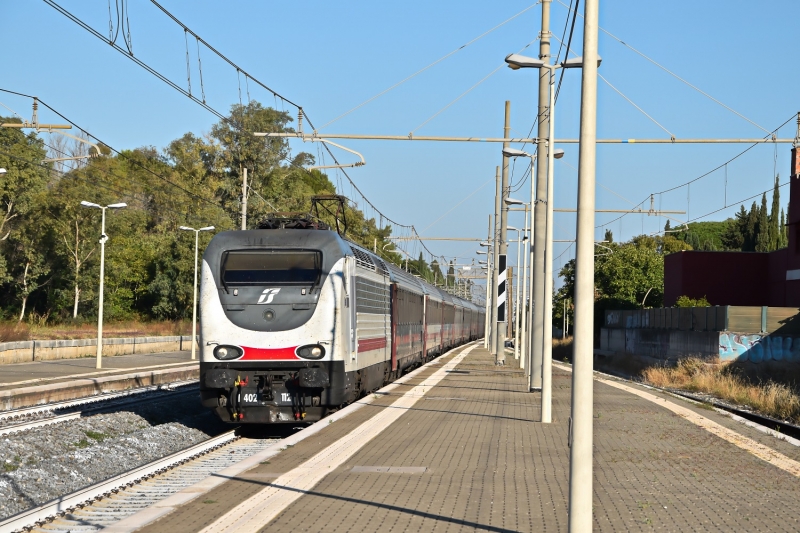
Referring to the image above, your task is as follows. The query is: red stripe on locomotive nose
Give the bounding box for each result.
[240,346,300,360]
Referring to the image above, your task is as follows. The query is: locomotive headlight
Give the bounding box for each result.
[296,344,325,360]
[263,309,276,322]
[213,345,243,360]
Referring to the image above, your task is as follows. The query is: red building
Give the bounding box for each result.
[664,147,800,307]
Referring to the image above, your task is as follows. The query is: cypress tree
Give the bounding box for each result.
[756,193,770,252]
[770,175,780,250]
[744,201,759,251]
[780,208,788,248]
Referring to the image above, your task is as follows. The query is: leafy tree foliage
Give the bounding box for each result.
[553,234,692,329]
[0,102,403,324]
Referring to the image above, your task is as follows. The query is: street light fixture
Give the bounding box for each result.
[180,225,216,360]
[0,168,7,175]
[81,200,127,369]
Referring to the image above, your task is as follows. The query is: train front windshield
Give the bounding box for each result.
[221,250,322,285]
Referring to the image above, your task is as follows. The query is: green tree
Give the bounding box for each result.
[770,175,780,250]
[721,208,745,250]
[755,193,770,252]
[780,208,788,248]
[603,229,613,243]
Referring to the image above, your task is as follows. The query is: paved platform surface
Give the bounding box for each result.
[131,343,800,532]
[0,350,193,390]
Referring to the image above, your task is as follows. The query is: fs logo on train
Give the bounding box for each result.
[257,288,281,304]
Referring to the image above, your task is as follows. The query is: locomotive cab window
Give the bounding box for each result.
[221,250,322,285]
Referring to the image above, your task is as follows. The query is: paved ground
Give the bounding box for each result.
[0,351,193,390]
[128,343,800,532]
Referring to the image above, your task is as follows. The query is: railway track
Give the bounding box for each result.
[0,380,198,436]
[0,429,265,533]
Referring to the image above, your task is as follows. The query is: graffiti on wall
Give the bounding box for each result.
[719,333,800,363]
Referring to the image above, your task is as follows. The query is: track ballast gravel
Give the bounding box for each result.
[0,389,229,520]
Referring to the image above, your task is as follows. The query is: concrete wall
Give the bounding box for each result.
[600,328,718,361]
[601,327,800,365]
[0,336,196,365]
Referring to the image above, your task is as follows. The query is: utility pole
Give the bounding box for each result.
[569,0,599,529]
[530,0,552,391]
[241,167,248,230]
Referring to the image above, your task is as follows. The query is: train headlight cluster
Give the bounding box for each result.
[296,344,325,360]
[263,309,276,322]
[213,345,243,360]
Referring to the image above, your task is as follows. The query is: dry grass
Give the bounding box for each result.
[0,322,31,342]
[643,358,800,423]
[553,336,573,362]
[0,320,191,342]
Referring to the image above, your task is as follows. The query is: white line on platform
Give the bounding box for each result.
[198,344,477,533]
[553,362,800,478]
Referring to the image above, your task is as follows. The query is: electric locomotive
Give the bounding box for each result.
[199,219,484,424]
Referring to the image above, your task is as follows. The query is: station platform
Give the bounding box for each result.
[0,351,196,410]
[113,342,800,532]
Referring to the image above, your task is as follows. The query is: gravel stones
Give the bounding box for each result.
[0,390,229,520]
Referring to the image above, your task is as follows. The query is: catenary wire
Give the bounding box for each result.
[318,2,542,131]
[554,0,771,135]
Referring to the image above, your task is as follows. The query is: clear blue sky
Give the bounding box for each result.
[2,1,799,282]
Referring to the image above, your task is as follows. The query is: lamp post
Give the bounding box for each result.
[503,146,563,421]
[506,51,593,420]
[179,225,215,360]
[506,53,590,399]
[81,201,127,369]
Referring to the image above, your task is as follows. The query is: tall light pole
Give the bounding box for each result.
[569,0,600,528]
[506,53,586,396]
[81,201,127,369]
[180,225,215,360]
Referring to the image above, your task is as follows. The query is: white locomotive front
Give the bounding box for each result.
[199,229,357,423]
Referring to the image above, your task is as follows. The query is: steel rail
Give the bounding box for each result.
[0,430,239,533]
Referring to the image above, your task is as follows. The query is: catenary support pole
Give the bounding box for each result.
[514,233,522,359]
[492,166,501,356]
[520,205,529,370]
[569,0,599,529]
[241,167,248,230]
[191,230,200,360]
[96,208,107,369]
[495,101,511,364]
[484,215,492,349]
[530,0,552,390]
